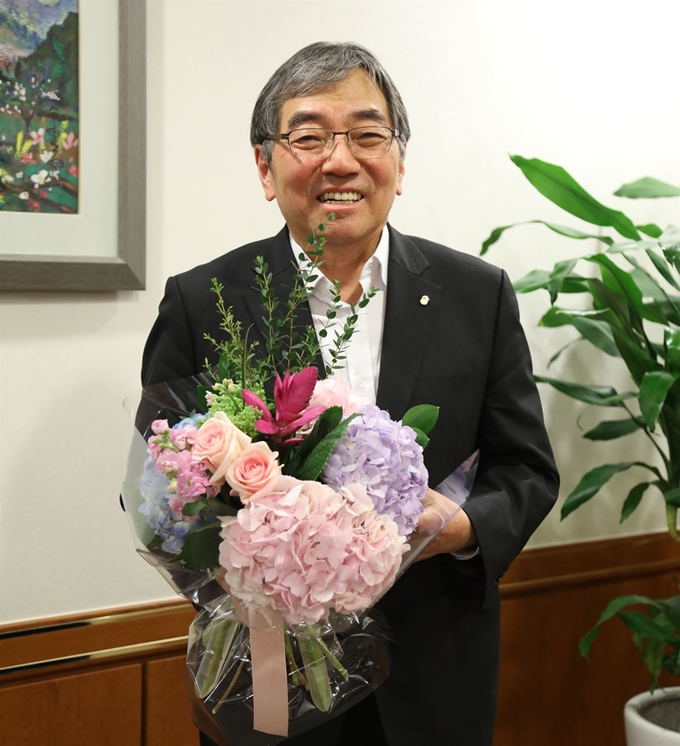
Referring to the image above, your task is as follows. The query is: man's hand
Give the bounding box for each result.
[413,488,478,561]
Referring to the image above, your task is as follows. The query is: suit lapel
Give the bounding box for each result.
[376,226,442,418]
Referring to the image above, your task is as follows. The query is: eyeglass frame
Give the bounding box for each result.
[263,125,403,159]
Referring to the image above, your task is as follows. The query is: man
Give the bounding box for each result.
[142,42,559,746]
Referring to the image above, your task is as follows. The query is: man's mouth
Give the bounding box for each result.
[318,191,363,203]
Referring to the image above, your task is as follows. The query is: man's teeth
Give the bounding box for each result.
[319,191,362,203]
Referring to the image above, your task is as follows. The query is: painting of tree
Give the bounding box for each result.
[0,0,79,213]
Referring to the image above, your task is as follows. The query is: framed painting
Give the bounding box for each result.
[0,0,145,291]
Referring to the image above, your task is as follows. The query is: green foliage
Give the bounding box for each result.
[483,155,680,689]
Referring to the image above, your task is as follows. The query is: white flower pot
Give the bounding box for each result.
[625,687,680,745]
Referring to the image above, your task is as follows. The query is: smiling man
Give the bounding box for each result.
[142,42,559,746]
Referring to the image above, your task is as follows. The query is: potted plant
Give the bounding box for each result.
[482,155,680,745]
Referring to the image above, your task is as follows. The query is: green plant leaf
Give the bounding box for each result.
[583,418,642,441]
[182,499,207,517]
[548,259,579,303]
[639,370,679,430]
[587,254,645,323]
[539,307,620,357]
[176,522,221,572]
[561,462,656,518]
[637,224,664,239]
[513,269,551,293]
[510,156,640,240]
[411,426,430,449]
[646,249,680,291]
[534,376,635,406]
[402,404,439,435]
[665,328,680,372]
[614,177,680,199]
[295,414,358,481]
[480,220,612,256]
[618,610,680,645]
[579,594,664,657]
[621,482,652,521]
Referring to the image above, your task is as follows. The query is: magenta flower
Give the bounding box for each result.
[242,367,326,442]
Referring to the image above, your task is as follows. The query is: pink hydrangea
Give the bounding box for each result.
[307,378,367,418]
[219,478,407,624]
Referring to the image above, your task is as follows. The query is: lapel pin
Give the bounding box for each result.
[419,295,430,306]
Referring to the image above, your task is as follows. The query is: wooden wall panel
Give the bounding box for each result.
[0,532,677,746]
[495,532,680,746]
[0,664,142,746]
[145,656,200,746]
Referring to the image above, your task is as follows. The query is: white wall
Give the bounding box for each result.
[1,0,678,624]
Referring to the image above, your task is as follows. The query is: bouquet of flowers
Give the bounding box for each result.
[121,220,473,745]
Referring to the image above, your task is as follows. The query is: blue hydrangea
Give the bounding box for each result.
[138,455,214,554]
[322,405,427,536]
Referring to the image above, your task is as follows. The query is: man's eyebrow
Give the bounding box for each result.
[285,107,390,131]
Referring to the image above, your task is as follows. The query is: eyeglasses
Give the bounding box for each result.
[265,126,401,159]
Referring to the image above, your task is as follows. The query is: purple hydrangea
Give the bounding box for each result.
[322,405,428,536]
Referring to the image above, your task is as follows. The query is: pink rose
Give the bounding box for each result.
[192,411,251,485]
[226,441,282,503]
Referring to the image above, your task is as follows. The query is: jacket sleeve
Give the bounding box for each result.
[141,276,198,386]
[460,270,559,601]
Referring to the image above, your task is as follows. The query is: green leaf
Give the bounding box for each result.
[583,418,642,441]
[639,370,679,430]
[176,522,221,572]
[548,259,579,303]
[295,414,358,481]
[561,462,653,518]
[646,249,680,291]
[411,426,430,449]
[586,254,645,323]
[618,611,680,645]
[621,482,652,521]
[665,328,680,372]
[510,156,640,240]
[534,376,634,406]
[614,177,680,199]
[182,499,207,517]
[513,269,552,293]
[579,594,664,657]
[539,307,620,357]
[402,404,439,435]
[480,219,613,256]
[638,224,664,239]
[284,406,343,475]
[663,487,680,508]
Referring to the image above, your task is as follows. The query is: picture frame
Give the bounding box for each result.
[0,0,146,292]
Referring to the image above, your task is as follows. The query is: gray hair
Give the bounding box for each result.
[251,41,410,164]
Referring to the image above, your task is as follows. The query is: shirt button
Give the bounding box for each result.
[357,379,365,389]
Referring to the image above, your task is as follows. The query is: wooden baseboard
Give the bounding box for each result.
[0,599,195,683]
[1,532,678,746]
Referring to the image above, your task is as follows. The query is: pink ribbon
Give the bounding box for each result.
[217,572,289,736]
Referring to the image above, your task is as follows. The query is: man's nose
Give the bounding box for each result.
[321,135,360,173]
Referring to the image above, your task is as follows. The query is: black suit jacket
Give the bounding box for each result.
[142,225,559,746]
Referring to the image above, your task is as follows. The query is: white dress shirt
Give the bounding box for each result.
[289,227,389,404]
[290,228,478,559]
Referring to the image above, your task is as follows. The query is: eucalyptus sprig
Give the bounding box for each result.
[206,213,379,389]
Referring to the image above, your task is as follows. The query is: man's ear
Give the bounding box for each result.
[396,157,405,197]
[254,145,277,202]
